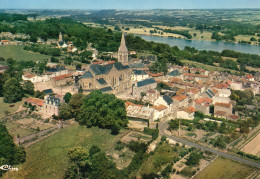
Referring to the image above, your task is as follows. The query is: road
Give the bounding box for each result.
[159,121,260,168]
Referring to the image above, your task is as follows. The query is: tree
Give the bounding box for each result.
[76,90,128,134]
[3,78,23,103]
[67,147,89,178]
[23,80,35,95]
[78,86,83,93]
[140,92,146,101]
[64,92,72,103]
[186,151,202,166]
[69,93,84,118]
[59,103,72,120]
[168,119,179,131]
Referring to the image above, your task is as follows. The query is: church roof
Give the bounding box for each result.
[96,78,107,85]
[118,32,128,53]
[81,71,94,79]
[90,63,129,76]
[100,86,113,92]
[136,78,156,87]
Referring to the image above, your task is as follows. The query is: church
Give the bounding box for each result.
[77,32,132,94]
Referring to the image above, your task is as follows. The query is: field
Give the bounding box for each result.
[0,97,23,118]
[3,123,123,179]
[0,45,51,64]
[242,132,260,156]
[194,157,256,179]
[181,59,236,73]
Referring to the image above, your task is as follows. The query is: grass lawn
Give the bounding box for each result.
[3,123,122,179]
[0,97,23,118]
[181,59,236,73]
[0,45,51,65]
[194,157,256,179]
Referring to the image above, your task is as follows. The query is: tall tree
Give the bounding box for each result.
[76,90,128,134]
[23,80,35,95]
[3,78,23,103]
[64,92,72,103]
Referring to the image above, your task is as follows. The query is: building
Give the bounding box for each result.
[51,73,74,87]
[172,95,189,108]
[132,78,157,99]
[194,97,213,115]
[230,82,243,91]
[78,63,131,94]
[25,97,44,111]
[154,95,174,114]
[42,95,64,117]
[118,32,128,65]
[214,102,233,118]
[131,70,149,82]
[177,107,196,120]
[151,105,168,120]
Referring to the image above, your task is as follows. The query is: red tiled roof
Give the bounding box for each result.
[151,105,168,112]
[182,107,196,114]
[107,61,115,64]
[172,95,187,102]
[215,111,226,116]
[25,97,44,106]
[215,102,231,108]
[23,73,36,78]
[52,73,73,81]
[228,115,239,120]
[1,40,9,42]
[183,73,209,78]
[125,101,143,107]
[147,72,164,77]
[246,74,254,79]
[195,97,213,105]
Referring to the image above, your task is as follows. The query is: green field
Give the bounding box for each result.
[0,97,23,118]
[194,157,256,179]
[0,45,51,64]
[3,123,123,179]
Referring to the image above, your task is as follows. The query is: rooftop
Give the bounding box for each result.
[136,78,156,87]
[215,102,231,108]
[25,97,44,106]
[172,95,187,102]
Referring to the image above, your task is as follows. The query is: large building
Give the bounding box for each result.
[78,63,131,94]
[118,32,128,65]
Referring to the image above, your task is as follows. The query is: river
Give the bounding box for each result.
[138,35,260,56]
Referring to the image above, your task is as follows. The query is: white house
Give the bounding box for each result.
[154,95,174,114]
[151,105,168,120]
[177,107,196,120]
[230,82,243,91]
[131,70,149,82]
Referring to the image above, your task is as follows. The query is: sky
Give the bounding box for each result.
[1,0,260,9]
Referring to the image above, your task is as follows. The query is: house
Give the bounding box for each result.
[132,78,157,99]
[25,97,44,111]
[51,73,74,87]
[177,107,196,120]
[151,105,168,120]
[144,89,160,103]
[214,102,233,118]
[43,89,54,94]
[183,73,210,83]
[154,95,174,114]
[131,70,149,82]
[194,97,213,115]
[230,82,243,91]
[22,73,37,82]
[246,74,254,81]
[125,102,155,123]
[167,70,181,78]
[42,95,64,117]
[1,40,10,45]
[172,95,189,108]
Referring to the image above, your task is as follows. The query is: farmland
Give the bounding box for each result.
[194,157,256,179]
[0,45,51,64]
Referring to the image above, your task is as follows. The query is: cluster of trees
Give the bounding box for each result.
[0,58,36,103]
[59,91,128,134]
[161,29,192,39]
[0,123,26,176]
[24,45,61,56]
[230,89,254,105]
[0,13,27,22]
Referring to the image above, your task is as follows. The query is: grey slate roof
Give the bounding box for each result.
[96,78,107,85]
[90,63,129,76]
[133,70,147,75]
[167,70,180,76]
[163,95,173,105]
[43,89,54,94]
[129,63,145,68]
[48,66,66,73]
[100,86,113,92]
[82,71,94,79]
[136,78,156,87]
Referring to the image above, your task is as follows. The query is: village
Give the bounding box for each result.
[1,28,260,178]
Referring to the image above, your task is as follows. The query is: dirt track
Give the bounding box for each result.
[243,132,260,156]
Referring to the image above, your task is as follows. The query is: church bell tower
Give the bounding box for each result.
[118,32,128,65]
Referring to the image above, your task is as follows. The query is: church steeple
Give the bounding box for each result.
[59,32,63,42]
[118,32,128,65]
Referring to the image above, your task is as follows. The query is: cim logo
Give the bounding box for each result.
[0,165,18,171]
